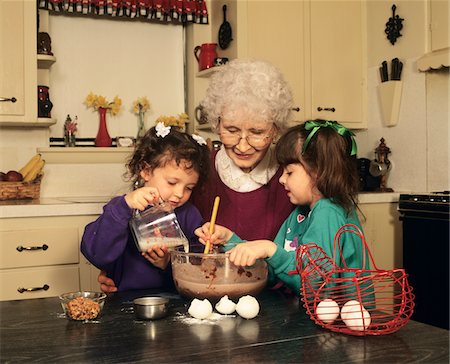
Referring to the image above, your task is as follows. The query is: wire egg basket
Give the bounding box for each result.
[295,224,414,336]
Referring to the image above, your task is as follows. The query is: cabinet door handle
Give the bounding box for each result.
[317,107,336,112]
[0,97,17,103]
[17,284,50,293]
[16,244,49,252]
[292,107,301,112]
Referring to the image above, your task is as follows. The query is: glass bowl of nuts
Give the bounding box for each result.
[59,291,107,321]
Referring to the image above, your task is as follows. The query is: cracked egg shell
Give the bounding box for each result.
[215,295,237,315]
[236,295,260,319]
[188,298,213,319]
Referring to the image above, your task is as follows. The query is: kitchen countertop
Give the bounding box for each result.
[0,289,448,363]
[0,193,402,219]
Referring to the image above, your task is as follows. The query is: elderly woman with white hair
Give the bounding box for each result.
[192,59,295,242]
[97,59,295,292]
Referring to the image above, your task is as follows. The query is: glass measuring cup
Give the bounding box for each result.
[130,203,189,253]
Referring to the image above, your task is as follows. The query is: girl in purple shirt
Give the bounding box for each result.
[81,123,209,291]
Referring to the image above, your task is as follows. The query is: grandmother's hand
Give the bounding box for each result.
[125,187,160,211]
[228,240,277,267]
[142,245,171,270]
[195,223,233,246]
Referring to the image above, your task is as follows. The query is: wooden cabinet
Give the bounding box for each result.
[430,0,449,51]
[0,1,56,126]
[237,0,367,128]
[0,215,100,301]
[358,202,403,270]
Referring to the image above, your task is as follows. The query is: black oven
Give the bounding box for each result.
[398,192,449,330]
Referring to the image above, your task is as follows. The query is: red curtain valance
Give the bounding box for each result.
[38,0,208,24]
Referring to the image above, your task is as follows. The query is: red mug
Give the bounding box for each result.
[194,43,218,71]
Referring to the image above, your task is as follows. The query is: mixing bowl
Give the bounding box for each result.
[59,291,106,321]
[133,297,169,320]
[171,250,268,302]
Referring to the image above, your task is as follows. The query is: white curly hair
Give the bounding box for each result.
[200,59,294,133]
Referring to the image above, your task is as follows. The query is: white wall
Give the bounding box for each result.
[355,0,449,193]
[48,14,185,138]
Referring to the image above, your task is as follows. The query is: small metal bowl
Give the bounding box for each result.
[133,297,169,320]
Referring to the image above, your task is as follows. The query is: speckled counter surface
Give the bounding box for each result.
[0,289,448,363]
[0,193,403,219]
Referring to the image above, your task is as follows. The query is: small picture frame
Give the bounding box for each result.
[117,136,135,148]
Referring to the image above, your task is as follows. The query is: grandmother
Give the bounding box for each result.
[97,59,295,292]
[191,59,294,241]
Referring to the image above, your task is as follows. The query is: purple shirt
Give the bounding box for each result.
[191,151,294,241]
[81,196,203,291]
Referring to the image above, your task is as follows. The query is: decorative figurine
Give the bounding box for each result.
[369,138,394,192]
[37,32,53,55]
[385,4,404,45]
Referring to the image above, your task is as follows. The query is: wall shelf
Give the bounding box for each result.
[37,147,133,164]
[196,67,219,78]
[37,54,56,69]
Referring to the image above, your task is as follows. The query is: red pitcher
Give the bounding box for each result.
[194,43,218,71]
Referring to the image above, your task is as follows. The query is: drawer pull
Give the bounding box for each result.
[317,107,336,112]
[17,284,50,293]
[16,244,49,252]
[0,96,17,103]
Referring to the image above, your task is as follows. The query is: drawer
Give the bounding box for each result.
[0,228,79,269]
[0,265,80,301]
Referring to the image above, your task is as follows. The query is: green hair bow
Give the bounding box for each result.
[302,120,357,156]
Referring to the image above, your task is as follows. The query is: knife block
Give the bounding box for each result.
[378,80,403,127]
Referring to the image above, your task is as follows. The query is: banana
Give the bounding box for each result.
[19,154,42,177]
[23,159,45,182]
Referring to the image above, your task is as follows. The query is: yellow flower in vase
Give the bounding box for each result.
[84,92,122,147]
[155,113,189,131]
[131,96,151,139]
[84,92,122,115]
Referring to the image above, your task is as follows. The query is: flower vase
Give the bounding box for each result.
[95,107,112,147]
[137,109,146,139]
[64,130,76,147]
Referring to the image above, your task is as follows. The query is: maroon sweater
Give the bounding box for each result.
[192,151,294,241]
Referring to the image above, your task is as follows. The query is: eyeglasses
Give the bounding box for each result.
[219,128,274,149]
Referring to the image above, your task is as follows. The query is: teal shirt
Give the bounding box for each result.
[226,198,368,296]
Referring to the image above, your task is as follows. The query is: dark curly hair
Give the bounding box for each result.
[125,126,210,190]
[275,120,359,214]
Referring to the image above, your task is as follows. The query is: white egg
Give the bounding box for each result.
[342,308,371,331]
[235,295,260,319]
[340,300,363,321]
[315,299,340,324]
[340,300,371,331]
[215,295,237,315]
[188,298,213,320]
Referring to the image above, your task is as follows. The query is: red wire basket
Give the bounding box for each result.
[295,224,414,336]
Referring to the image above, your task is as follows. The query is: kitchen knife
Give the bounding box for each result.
[391,58,399,80]
[397,61,403,80]
[381,61,389,82]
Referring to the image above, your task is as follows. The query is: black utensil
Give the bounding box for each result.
[397,61,403,80]
[218,4,232,50]
[381,61,389,82]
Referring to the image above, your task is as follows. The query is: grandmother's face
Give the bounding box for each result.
[218,112,275,172]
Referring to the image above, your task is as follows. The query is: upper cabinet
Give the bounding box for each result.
[430,0,449,51]
[0,0,56,126]
[238,0,367,129]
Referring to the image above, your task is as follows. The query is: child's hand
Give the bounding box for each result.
[228,240,277,267]
[125,187,160,211]
[195,223,233,246]
[97,270,118,293]
[142,245,171,270]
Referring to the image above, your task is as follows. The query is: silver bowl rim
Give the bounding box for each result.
[133,296,170,306]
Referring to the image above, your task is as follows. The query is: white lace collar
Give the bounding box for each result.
[215,145,279,192]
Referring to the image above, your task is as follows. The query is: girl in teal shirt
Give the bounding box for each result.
[196,120,368,296]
